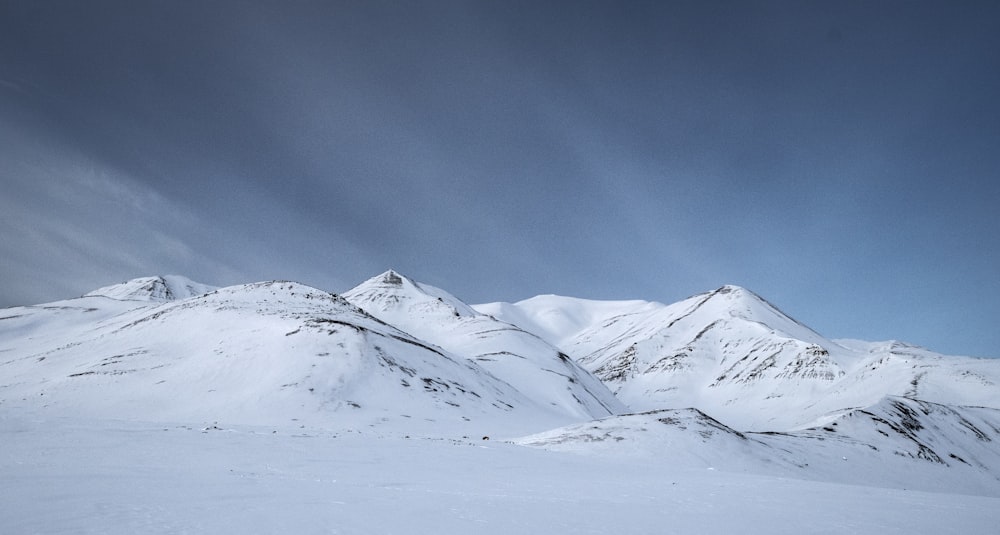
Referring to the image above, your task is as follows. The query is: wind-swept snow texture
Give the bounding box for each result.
[3,273,1000,533]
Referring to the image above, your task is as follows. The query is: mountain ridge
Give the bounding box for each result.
[476,282,999,431]
[83,275,216,302]
[0,278,576,436]
[4,271,1000,495]
[4,272,999,437]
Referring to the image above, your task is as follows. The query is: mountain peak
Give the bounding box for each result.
[704,284,810,331]
[360,269,434,297]
[381,270,405,286]
[364,269,422,291]
[715,284,746,294]
[343,270,478,318]
[84,275,215,302]
[710,284,762,301]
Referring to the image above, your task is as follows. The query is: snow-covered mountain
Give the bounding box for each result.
[5,274,998,436]
[516,396,1000,497]
[342,270,625,421]
[4,271,1000,509]
[0,278,583,436]
[84,275,216,302]
[477,285,1000,431]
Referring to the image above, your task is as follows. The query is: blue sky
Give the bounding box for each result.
[2,1,998,357]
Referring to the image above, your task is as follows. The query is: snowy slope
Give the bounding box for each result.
[478,285,1000,431]
[84,275,216,301]
[7,276,997,436]
[342,270,625,421]
[4,273,1000,532]
[0,280,572,436]
[516,395,1000,497]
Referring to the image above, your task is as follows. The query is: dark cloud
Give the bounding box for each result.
[2,1,999,357]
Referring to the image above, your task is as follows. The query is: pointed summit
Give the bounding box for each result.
[699,284,825,343]
[84,275,215,302]
[381,269,405,286]
[715,284,746,294]
[363,269,430,293]
[343,270,479,319]
[706,284,769,305]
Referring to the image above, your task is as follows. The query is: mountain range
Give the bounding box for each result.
[477,284,1000,431]
[2,270,998,495]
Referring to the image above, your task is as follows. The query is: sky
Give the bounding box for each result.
[1,1,998,358]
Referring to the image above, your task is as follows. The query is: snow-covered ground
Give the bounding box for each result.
[3,272,1000,533]
[4,416,999,535]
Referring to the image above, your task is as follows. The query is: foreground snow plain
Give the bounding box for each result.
[5,415,999,535]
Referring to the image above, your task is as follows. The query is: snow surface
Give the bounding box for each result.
[3,273,1000,533]
[4,416,1000,535]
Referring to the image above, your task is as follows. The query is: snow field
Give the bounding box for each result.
[3,417,999,535]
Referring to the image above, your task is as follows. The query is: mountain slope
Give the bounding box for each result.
[516,395,1000,497]
[479,286,1000,431]
[6,272,1000,461]
[342,270,626,421]
[0,280,570,436]
[84,275,216,302]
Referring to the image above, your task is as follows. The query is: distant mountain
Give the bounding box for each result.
[342,270,626,421]
[477,285,1000,431]
[84,275,216,302]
